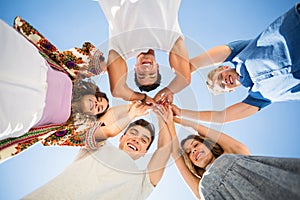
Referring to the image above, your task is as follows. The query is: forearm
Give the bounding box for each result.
[166,73,190,94]
[107,50,146,101]
[168,38,191,94]
[99,104,130,125]
[173,155,201,199]
[111,84,145,102]
[180,109,227,123]
[178,117,250,155]
[95,110,136,140]
[148,120,173,186]
[170,132,201,199]
[175,117,215,139]
[148,145,171,186]
[170,130,182,161]
[196,122,250,155]
[190,45,231,73]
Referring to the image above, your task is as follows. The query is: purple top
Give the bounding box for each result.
[33,63,72,127]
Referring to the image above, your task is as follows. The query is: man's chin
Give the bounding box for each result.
[130,154,141,160]
[126,151,142,160]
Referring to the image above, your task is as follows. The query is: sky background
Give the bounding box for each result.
[1,0,300,199]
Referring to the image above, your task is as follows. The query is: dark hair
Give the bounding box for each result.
[134,69,161,92]
[180,134,224,178]
[124,119,155,150]
[95,90,109,118]
[72,80,109,118]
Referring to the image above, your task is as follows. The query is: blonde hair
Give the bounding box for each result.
[206,65,226,95]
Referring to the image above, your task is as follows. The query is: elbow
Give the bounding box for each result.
[110,86,123,98]
[111,90,120,98]
[241,146,251,155]
[234,143,251,155]
[185,75,191,86]
[110,84,129,100]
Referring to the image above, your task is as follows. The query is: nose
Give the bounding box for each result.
[192,148,196,154]
[94,99,98,108]
[140,64,153,71]
[94,99,101,113]
[132,137,140,145]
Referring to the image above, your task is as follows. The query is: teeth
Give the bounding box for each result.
[195,152,200,160]
[196,151,204,160]
[229,75,233,84]
[128,144,137,151]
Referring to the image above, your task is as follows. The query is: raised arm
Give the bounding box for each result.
[170,122,201,199]
[154,38,191,104]
[174,117,250,155]
[147,105,173,187]
[189,45,232,73]
[107,50,154,103]
[94,101,151,140]
[168,38,191,93]
[98,104,131,125]
[172,102,259,123]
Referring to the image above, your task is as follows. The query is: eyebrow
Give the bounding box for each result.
[142,134,150,143]
[97,97,103,102]
[185,140,194,153]
[131,128,138,134]
[138,74,146,79]
[131,128,151,142]
[97,97,105,112]
[190,140,195,146]
[138,74,156,79]
[149,73,156,78]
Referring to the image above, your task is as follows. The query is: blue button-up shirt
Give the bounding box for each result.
[225,5,300,109]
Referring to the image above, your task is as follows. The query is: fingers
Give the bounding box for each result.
[170,104,180,116]
[153,104,166,116]
[145,96,155,106]
[152,104,175,124]
[152,105,165,121]
[133,101,151,115]
[155,93,173,106]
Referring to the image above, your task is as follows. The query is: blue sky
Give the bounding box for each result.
[1,0,300,199]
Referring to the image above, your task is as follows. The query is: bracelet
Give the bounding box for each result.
[141,93,147,103]
[85,122,101,150]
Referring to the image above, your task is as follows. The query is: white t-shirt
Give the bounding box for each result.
[23,143,154,200]
[0,20,48,140]
[99,0,183,60]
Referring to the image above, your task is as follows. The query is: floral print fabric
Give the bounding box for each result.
[14,16,106,79]
[0,17,107,164]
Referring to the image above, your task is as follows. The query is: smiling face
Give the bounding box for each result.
[79,94,109,116]
[211,66,241,93]
[182,139,215,169]
[119,125,152,160]
[134,50,159,86]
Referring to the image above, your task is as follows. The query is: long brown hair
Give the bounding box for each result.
[71,80,109,118]
[180,134,224,178]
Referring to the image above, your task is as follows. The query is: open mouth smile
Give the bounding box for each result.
[228,75,234,85]
[127,143,138,151]
[195,150,205,161]
[141,61,152,65]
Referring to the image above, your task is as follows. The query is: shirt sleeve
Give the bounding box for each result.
[225,40,252,62]
[242,93,272,110]
[139,171,155,199]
